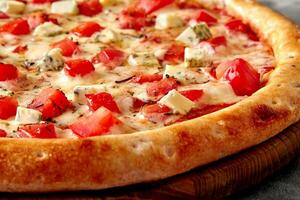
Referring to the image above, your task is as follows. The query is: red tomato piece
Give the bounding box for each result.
[28,88,72,119]
[225,19,258,41]
[0,129,7,137]
[0,19,30,35]
[85,92,121,113]
[132,97,146,111]
[51,38,78,57]
[142,103,171,123]
[92,48,126,68]
[13,45,28,54]
[0,63,18,81]
[207,36,227,48]
[221,58,260,96]
[146,78,179,97]
[78,0,103,16]
[71,22,103,37]
[0,96,18,120]
[179,90,204,101]
[163,44,185,64]
[137,0,175,14]
[119,10,150,31]
[64,59,95,77]
[18,123,57,139]
[196,10,217,26]
[70,107,117,138]
[0,12,9,19]
[131,74,163,84]
[26,12,58,29]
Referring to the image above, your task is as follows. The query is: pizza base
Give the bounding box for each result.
[0,0,299,192]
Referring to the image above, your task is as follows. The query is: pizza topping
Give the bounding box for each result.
[136,0,175,15]
[176,23,212,46]
[86,92,121,113]
[0,18,30,35]
[195,10,217,26]
[92,48,126,68]
[71,22,103,37]
[128,52,159,67]
[225,19,258,41]
[0,0,25,14]
[13,45,28,54]
[0,12,9,19]
[206,36,227,48]
[184,47,213,67]
[0,96,18,120]
[18,123,57,138]
[70,107,117,138]
[0,129,7,137]
[78,0,103,16]
[51,0,79,16]
[162,43,185,64]
[146,77,179,98]
[33,22,63,36]
[0,63,18,81]
[64,59,95,77]
[51,38,78,57]
[92,28,120,43]
[28,88,72,120]
[179,90,204,102]
[155,12,184,30]
[131,74,163,84]
[36,48,64,72]
[15,107,42,124]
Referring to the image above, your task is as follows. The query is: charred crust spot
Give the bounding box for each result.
[79,139,95,152]
[177,131,195,157]
[252,104,288,124]
[100,142,112,152]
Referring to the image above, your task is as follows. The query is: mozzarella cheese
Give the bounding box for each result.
[51,0,78,15]
[155,12,184,30]
[0,1,25,14]
[184,47,213,67]
[128,52,159,67]
[176,23,212,46]
[159,89,195,115]
[73,84,106,103]
[36,48,65,72]
[100,0,117,7]
[33,22,63,37]
[15,107,42,125]
[92,29,119,43]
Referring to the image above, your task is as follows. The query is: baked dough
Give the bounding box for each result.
[0,0,299,192]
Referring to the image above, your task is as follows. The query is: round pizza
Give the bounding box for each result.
[0,0,299,192]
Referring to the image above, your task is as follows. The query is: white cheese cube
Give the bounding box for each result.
[159,89,195,115]
[92,29,119,43]
[155,13,183,30]
[128,52,159,67]
[51,0,78,15]
[184,47,213,68]
[100,0,117,6]
[33,22,63,37]
[36,48,64,72]
[73,84,106,103]
[0,1,25,14]
[0,88,13,96]
[15,107,42,125]
[176,23,212,46]
[163,64,186,80]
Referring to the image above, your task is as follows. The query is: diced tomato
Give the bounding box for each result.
[64,59,95,77]
[92,48,126,69]
[225,19,258,41]
[0,96,18,120]
[0,63,18,81]
[28,88,72,119]
[209,66,217,79]
[163,44,185,64]
[0,12,9,19]
[18,123,57,139]
[196,10,217,26]
[179,90,204,101]
[13,45,28,54]
[132,97,146,111]
[119,10,151,31]
[220,58,260,96]
[78,0,103,16]
[70,107,117,138]
[207,36,227,48]
[26,12,58,29]
[71,22,103,37]
[0,19,30,35]
[131,74,163,84]
[142,103,171,123]
[146,78,179,97]
[85,92,121,113]
[0,129,7,137]
[136,0,175,14]
[51,38,78,57]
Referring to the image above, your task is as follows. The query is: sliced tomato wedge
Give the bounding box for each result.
[207,36,227,48]
[0,96,18,120]
[92,48,126,69]
[64,59,95,77]
[179,90,204,101]
[28,88,72,120]
[219,58,260,96]
[70,107,117,138]
[78,0,103,16]
[51,38,78,57]
[196,10,217,26]
[0,129,7,137]
[18,123,57,139]
[71,22,103,37]
[132,97,146,111]
[142,103,171,123]
[146,78,179,98]
[131,74,163,84]
[136,0,175,14]
[225,19,258,41]
[13,45,28,54]
[163,43,185,64]
[85,92,121,113]
[0,63,18,81]
[0,12,9,19]
[0,19,30,35]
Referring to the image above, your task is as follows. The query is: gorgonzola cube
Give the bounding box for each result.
[159,89,195,115]
[51,0,78,15]
[128,52,159,67]
[33,22,63,37]
[36,48,65,72]
[0,1,25,14]
[176,23,212,46]
[155,13,183,30]
[92,29,119,43]
[184,47,213,68]
[15,107,42,124]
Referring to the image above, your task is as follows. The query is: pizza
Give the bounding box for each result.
[0,0,299,192]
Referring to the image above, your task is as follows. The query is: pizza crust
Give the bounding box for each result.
[0,0,299,192]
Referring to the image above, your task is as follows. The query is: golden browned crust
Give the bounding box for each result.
[0,0,299,192]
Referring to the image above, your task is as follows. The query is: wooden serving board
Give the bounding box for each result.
[3,121,300,199]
